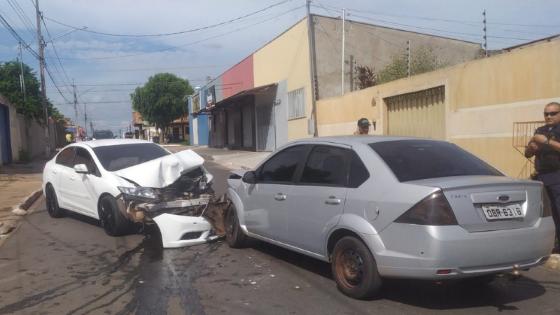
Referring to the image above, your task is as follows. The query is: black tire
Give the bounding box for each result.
[98,195,131,237]
[45,185,64,218]
[224,204,247,248]
[332,236,382,299]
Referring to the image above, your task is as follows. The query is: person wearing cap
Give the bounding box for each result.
[354,118,371,135]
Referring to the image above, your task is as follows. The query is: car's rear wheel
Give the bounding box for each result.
[332,236,381,299]
[98,195,130,236]
[224,203,247,248]
[45,185,64,218]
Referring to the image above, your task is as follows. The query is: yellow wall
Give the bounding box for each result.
[253,19,313,140]
[317,39,560,177]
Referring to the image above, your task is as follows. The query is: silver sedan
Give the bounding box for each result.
[225,136,555,299]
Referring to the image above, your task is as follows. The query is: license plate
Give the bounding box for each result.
[482,204,524,220]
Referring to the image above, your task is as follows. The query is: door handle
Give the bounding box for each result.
[325,196,341,205]
[274,193,287,201]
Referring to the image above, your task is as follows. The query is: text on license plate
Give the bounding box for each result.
[482,204,523,220]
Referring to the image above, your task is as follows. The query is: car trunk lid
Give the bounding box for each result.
[407,176,543,232]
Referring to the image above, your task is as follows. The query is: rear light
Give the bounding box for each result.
[542,188,553,217]
[395,191,458,225]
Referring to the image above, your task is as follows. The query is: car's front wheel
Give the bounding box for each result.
[224,203,247,248]
[98,195,131,236]
[332,236,381,299]
[45,185,64,218]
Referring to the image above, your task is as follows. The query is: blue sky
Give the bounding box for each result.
[0,0,558,134]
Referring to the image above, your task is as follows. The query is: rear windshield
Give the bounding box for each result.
[93,130,114,139]
[93,143,170,171]
[369,140,503,182]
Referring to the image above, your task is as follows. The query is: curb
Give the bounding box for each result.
[0,188,43,247]
[545,254,560,271]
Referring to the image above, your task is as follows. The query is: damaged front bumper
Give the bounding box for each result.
[117,194,228,249]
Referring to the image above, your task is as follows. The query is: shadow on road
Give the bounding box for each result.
[247,239,548,310]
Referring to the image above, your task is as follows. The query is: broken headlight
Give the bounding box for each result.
[118,186,157,199]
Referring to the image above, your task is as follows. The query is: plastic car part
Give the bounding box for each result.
[395,191,458,225]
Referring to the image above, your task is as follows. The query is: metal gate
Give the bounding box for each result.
[0,104,12,164]
[385,86,445,140]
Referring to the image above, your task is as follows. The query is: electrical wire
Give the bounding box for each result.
[58,4,305,61]
[44,0,294,37]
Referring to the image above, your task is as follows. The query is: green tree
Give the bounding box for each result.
[130,73,193,136]
[377,46,447,84]
[0,61,42,121]
[0,61,65,124]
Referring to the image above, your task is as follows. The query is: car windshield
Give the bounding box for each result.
[369,140,503,182]
[93,143,170,171]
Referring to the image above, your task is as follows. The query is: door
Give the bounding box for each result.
[0,104,11,164]
[59,147,101,216]
[53,147,76,209]
[386,85,445,140]
[285,145,350,255]
[242,145,307,241]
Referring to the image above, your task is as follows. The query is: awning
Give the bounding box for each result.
[196,83,277,114]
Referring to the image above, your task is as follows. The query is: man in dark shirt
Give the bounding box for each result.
[525,101,560,253]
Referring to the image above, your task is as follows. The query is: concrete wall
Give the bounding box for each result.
[317,38,560,177]
[312,15,482,99]
[253,18,313,141]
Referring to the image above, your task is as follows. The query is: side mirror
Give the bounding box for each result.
[74,164,89,174]
[242,171,257,184]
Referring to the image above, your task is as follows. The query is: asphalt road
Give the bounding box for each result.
[1,161,559,314]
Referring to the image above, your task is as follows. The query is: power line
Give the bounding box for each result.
[5,0,37,40]
[57,4,305,61]
[44,0,294,37]
[350,13,533,42]
[0,12,39,58]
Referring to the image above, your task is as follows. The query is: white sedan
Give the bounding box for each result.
[42,139,218,248]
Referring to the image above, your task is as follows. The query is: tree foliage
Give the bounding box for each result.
[130,73,193,132]
[0,61,64,124]
[355,65,377,90]
[377,46,447,84]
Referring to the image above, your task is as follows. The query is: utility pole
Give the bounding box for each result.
[84,102,88,138]
[72,80,78,123]
[35,0,50,157]
[90,121,94,136]
[306,0,318,137]
[406,40,411,77]
[18,42,26,103]
[483,10,488,57]
[341,8,346,96]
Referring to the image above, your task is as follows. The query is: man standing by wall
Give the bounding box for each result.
[525,101,560,253]
[354,118,371,135]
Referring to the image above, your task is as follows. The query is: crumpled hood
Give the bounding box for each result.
[113,149,204,188]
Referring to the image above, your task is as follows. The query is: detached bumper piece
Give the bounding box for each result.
[152,213,220,248]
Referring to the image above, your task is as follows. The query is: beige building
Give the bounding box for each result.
[317,36,560,178]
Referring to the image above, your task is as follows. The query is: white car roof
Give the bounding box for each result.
[77,139,153,148]
[289,135,439,146]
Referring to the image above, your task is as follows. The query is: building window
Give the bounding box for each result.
[288,88,305,120]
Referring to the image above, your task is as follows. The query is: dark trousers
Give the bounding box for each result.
[539,172,560,249]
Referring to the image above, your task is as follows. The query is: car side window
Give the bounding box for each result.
[348,151,370,188]
[55,147,75,167]
[74,147,100,177]
[300,146,349,187]
[257,145,306,183]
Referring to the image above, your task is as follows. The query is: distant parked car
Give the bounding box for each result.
[225,136,555,299]
[42,139,218,248]
[93,130,114,140]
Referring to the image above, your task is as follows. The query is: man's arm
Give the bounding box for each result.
[531,134,560,154]
[525,141,539,158]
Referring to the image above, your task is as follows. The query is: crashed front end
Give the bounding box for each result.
[114,152,227,248]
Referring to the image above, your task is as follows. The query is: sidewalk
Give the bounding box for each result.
[0,160,45,244]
